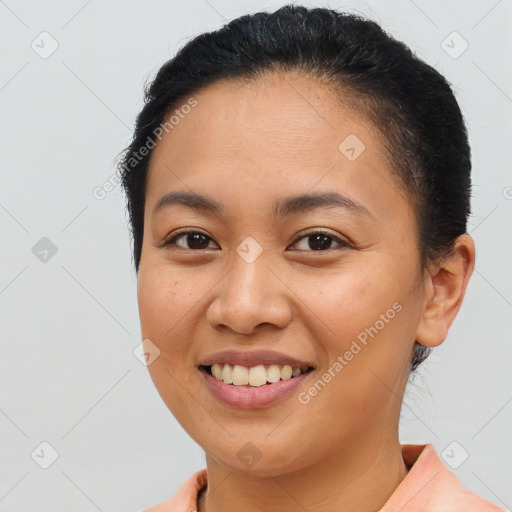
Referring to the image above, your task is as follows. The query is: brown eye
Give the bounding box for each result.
[289,231,349,251]
[163,230,219,250]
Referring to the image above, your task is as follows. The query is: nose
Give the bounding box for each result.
[206,250,293,335]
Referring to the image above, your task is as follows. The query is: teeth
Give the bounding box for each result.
[232,365,249,385]
[281,365,293,380]
[209,363,309,386]
[212,363,223,380]
[248,365,267,386]
[221,364,233,384]
[267,365,281,382]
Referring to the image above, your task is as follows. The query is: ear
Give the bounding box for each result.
[415,234,475,348]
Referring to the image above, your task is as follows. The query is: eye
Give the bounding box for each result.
[158,229,350,252]
[160,230,219,251]
[288,230,350,252]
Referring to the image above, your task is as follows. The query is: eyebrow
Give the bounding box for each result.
[152,190,372,219]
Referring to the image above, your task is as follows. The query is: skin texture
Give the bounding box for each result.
[137,71,475,512]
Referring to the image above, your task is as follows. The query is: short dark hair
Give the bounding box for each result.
[117,4,471,374]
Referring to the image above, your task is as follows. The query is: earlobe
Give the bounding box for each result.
[414,234,476,348]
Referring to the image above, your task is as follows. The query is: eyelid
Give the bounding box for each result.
[155,228,217,249]
[158,227,351,252]
[289,228,351,251]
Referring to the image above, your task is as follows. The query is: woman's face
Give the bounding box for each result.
[137,72,427,474]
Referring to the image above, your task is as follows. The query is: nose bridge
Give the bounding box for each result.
[230,238,268,300]
[226,236,272,309]
[207,236,291,333]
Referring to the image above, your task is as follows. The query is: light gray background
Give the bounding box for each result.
[1,1,511,511]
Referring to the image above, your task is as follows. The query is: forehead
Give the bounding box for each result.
[161,73,366,149]
[145,71,407,223]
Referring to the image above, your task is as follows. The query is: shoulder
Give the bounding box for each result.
[381,444,506,512]
[141,468,207,512]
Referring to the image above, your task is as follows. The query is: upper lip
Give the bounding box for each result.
[197,349,315,369]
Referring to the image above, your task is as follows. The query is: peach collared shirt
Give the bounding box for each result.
[142,444,506,511]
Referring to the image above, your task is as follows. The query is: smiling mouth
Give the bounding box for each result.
[200,363,314,387]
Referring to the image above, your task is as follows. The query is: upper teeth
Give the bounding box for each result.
[210,363,308,386]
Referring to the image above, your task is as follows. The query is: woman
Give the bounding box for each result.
[118,5,505,511]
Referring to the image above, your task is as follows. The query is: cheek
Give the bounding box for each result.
[299,296,411,444]
[307,261,403,350]
[137,267,204,356]
[137,268,206,420]
[303,257,415,400]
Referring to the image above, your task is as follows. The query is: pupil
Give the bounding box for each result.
[309,234,331,250]
[188,233,209,249]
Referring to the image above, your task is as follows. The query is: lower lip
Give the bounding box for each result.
[198,366,315,409]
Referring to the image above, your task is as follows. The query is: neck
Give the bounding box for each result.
[198,429,409,512]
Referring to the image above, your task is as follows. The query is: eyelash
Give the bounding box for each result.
[159,229,351,252]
